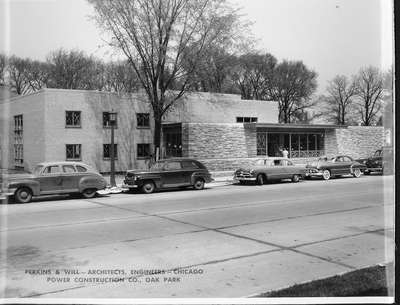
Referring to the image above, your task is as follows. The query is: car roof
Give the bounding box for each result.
[36,161,91,167]
[157,158,201,162]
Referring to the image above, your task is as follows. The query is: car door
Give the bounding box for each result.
[37,165,63,194]
[181,160,200,186]
[267,159,285,180]
[341,156,354,174]
[161,161,184,187]
[60,164,80,192]
[283,160,298,177]
[329,157,344,175]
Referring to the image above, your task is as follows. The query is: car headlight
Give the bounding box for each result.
[249,170,255,175]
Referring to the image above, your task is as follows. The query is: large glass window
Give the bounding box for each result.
[256,132,267,155]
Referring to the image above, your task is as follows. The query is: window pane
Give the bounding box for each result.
[76,165,87,172]
[137,144,150,157]
[66,111,81,127]
[236,117,244,123]
[299,134,307,151]
[137,113,150,127]
[309,134,317,150]
[164,161,182,170]
[66,144,81,160]
[44,165,61,174]
[63,165,76,173]
[181,161,200,169]
[256,132,267,156]
[103,144,118,159]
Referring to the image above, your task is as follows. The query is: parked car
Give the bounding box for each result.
[234,158,307,185]
[123,158,213,194]
[358,149,383,175]
[305,155,366,180]
[2,161,107,203]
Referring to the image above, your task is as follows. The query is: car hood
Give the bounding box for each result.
[306,161,331,168]
[235,166,267,172]
[3,173,36,181]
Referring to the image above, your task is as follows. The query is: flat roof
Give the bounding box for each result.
[245,123,347,129]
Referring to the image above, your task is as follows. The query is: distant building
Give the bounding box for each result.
[0,89,384,172]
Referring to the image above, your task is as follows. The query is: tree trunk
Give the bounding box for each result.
[154,116,162,159]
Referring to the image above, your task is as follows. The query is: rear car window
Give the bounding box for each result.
[76,165,88,172]
[181,161,200,169]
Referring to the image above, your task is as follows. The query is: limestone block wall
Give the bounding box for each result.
[183,123,257,159]
[325,126,384,159]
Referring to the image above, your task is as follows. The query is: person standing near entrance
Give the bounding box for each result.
[282,147,289,158]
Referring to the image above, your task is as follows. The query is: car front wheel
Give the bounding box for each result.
[352,168,361,178]
[322,169,331,180]
[82,188,97,199]
[15,187,33,203]
[256,174,265,185]
[141,181,155,194]
[193,178,205,190]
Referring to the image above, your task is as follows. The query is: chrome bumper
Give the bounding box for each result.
[121,183,138,189]
[234,176,256,181]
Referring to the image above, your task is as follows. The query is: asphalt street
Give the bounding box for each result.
[0,175,395,299]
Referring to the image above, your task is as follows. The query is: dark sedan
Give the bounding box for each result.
[305,155,366,180]
[123,158,213,194]
[361,149,383,175]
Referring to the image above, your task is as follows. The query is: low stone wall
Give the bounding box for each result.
[325,126,384,159]
[184,123,257,159]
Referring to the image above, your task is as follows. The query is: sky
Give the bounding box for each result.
[0,0,394,94]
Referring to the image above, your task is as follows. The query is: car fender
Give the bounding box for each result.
[136,174,163,188]
[8,180,40,196]
[78,175,107,192]
[190,172,212,184]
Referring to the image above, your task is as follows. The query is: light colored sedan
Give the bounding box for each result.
[234,158,307,185]
[2,161,107,203]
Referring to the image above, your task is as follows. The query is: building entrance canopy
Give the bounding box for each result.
[247,123,347,159]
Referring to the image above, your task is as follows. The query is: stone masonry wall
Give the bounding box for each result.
[184,123,257,159]
[325,126,384,159]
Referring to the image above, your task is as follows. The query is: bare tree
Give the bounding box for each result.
[0,53,6,86]
[88,0,246,156]
[232,52,277,100]
[323,75,357,125]
[7,56,32,95]
[354,66,384,126]
[104,61,140,94]
[267,60,317,123]
[25,60,51,91]
[187,46,238,93]
[47,49,101,90]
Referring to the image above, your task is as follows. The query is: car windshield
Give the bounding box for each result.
[33,165,44,175]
